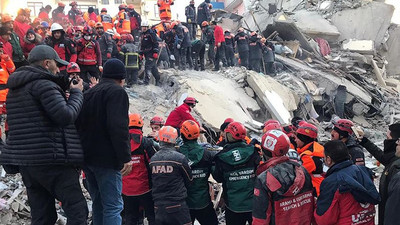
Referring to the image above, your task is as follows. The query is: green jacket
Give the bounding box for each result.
[179,140,215,209]
[213,141,260,212]
[10,32,25,62]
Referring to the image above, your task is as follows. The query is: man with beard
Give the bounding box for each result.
[1,14,28,68]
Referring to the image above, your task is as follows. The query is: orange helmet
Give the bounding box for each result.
[129,114,144,128]
[67,62,80,73]
[201,21,209,27]
[181,120,200,140]
[88,20,96,28]
[1,14,13,24]
[58,2,66,7]
[95,22,103,28]
[158,126,178,144]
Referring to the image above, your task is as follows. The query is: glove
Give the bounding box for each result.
[98,66,103,73]
[177,44,181,49]
[188,19,192,23]
[217,42,221,47]
[0,54,10,62]
[170,55,175,61]
[153,53,158,59]
[107,53,111,59]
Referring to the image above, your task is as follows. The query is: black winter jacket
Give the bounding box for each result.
[1,65,84,166]
[175,25,191,48]
[140,29,159,58]
[185,5,196,23]
[249,35,262,59]
[76,79,131,170]
[346,136,365,165]
[234,31,249,52]
[96,33,114,63]
[360,137,400,225]
[197,1,211,25]
[150,142,192,206]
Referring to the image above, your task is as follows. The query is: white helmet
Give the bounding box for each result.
[50,23,64,32]
[105,29,114,35]
[141,20,149,27]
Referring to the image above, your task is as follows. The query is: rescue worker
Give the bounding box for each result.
[52,2,67,24]
[119,34,140,87]
[261,38,275,75]
[0,28,13,57]
[116,4,131,35]
[13,9,32,46]
[253,130,314,225]
[68,1,83,26]
[248,32,263,73]
[66,62,96,92]
[45,23,77,73]
[211,21,226,71]
[150,126,193,225]
[127,4,142,42]
[197,0,211,26]
[295,122,324,196]
[157,0,174,21]
[213,121,261,225]
[1,14,28,68]
[0,41,15,114]
[21,29,43,58]
[315,140,380,225]
[38,5,52,23]
[202,21,215,66]
[358,123,400,225]
[87,7,98,23]
[185,0,197,40]
[76,26,102,83]
[148,116,165,139]
[331,119,365,166]
[224,30,235,67]
[94,22,114,66]
[178,120,218,225]
[172,22,193,70]
[99,8,114,33]
[139,20,160,86]
[191,39,205,71]
[165,97,201,131]
[122,114,157,225]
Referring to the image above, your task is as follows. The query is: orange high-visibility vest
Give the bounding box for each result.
[297,141,325,196]
[157,0,174,20]
[116,11,131,34]
[0,57,15,102]
[100,13,114,32]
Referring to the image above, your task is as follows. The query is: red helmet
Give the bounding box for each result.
[333,119,354,135]
[262,119,281,133]
[184,97,198,104]
[123,34,134,42]
[128,4,135,10]
[171,21,179,29]
[101,8,107,12]
[225,122,247,140]
[75,26,83,32]
[224,118,234,123]
[83,25,93,35]
[296,122,318,139]
[67,62,80,73]
[66,27,75,36]
[70,1,78,6]
[263,123,282,133]
[261,130,290,157]
[119,4,127,10]
[150,116,165,126]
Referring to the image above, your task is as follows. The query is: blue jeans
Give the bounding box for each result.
[84,165,123,225]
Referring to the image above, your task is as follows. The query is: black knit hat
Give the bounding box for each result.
[102,59,126,80]
[389,123,400,139]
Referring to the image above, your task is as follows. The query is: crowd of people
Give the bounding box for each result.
[0,1,399,225]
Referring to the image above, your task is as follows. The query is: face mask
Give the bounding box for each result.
[84,35,91,41]
[190,3,195,7]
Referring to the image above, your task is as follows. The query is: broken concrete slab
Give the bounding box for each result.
[263,13,316,53]
[263,90,292,125]
[382,25,400,76]
[275,55,372,104]
[246,72,298,112]
[331,1,394,48]
[342,39,375,55]
[292,10,340,42]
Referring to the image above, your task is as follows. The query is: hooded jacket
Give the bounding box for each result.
[165,103,200,129]
[314,160,380,225]
[360,137,400,225]
[0,65,84,166]
[253,156,314,225]
[179,140,216,209]
[213,141,261,212]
